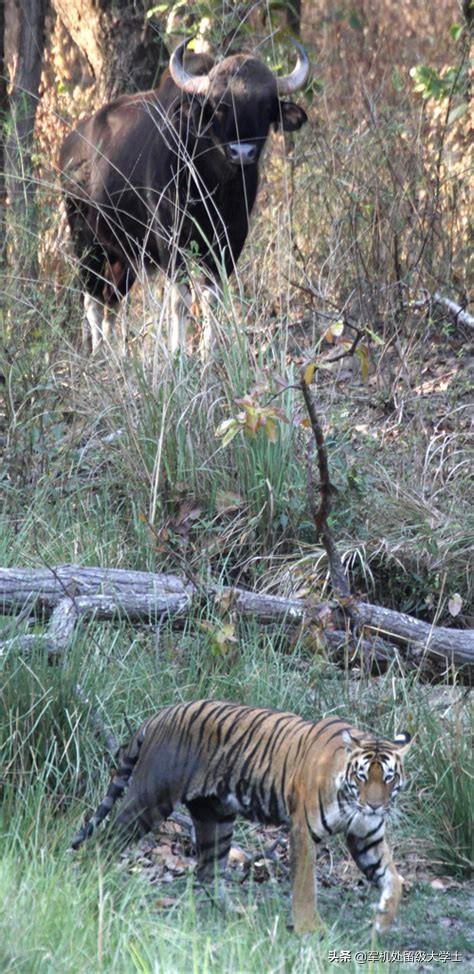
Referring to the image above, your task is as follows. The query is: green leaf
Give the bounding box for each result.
[391,68,404,92]
[355,344,370,382]
[348,10,364,30]
[146,3,170,16]
[449,23,464,42]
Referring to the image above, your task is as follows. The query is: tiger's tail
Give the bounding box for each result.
[71,729,144,850]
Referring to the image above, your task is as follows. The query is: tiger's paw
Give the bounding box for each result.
[291,915,327,937]
[195,880,236,914]
[373,906,396,934]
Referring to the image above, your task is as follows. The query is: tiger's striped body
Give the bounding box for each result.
[72,700,411,933]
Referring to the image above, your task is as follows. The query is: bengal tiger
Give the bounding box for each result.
[71,700,412,934]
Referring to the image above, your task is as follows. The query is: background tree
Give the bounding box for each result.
[0,0,8,267]
[4,0,47,283]
[50,0,168,102]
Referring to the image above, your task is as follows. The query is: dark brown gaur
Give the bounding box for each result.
[59,37,309,354]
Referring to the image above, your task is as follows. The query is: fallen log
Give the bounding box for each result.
[0,564,472,677]
[433,291,474,330]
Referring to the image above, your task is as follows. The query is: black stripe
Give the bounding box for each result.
[304,806,322,844]
[279,749,292,812]
[172,702,202,753]
[357,836,383,857]
[224,711,271,767]
[365,857,382,881]
[268,781,281,823]
[325,727,349,745]
[293,732,308,766]
[254,714,293,769]
[187,699,214,732]
[336,791,347,812]
[221,707,267,747]
[237,717,283,782]
[254,717,298,801]
[198,833,233,855]
[213,703,240,748]
[361,819,383,840]
[195,702,229,748]
[309,718,347,745]
[318,792,333,834]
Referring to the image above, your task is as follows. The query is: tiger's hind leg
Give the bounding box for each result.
[108,792,163,853]
[186,798,235,882]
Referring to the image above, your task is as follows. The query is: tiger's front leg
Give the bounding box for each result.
[346,827,404,931]
[289,812,318,934]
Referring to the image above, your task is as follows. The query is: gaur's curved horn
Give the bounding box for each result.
[276,40,309,95]
[169,36,211,96]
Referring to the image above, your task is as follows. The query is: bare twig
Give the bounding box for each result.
[299,373,353,603]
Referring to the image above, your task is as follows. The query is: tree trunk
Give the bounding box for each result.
[4,0,47,283]
[286,0,302,37]
[0,565,472,678]
[51,0,168,102]
[0,0,8,268]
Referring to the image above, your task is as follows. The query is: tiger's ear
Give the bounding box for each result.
[393,731,412,757]
[342,729,360,754]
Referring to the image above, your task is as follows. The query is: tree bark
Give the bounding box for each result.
[0,565,472,676]
[0,3,8,208]
[0,0,8,248]
[4,0,47,283]
[51,0,168,102]
[286,0,302,37]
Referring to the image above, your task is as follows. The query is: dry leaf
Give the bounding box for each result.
[216,489,244,514]
[154,896,178,910]
[303,362,317,384]
[448,593,462,617]
[430,878,448,890]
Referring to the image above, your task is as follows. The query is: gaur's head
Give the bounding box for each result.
[169,37,309,167]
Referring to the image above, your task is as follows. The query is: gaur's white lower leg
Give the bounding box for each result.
[84,293,115,352]
[83,294,123,353]
[83,293,105,351]
[199,283,220,362]
[168,282,191,354]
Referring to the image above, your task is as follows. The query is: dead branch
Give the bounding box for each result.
[0,565,472,677]
[433,292,474,330]
[299,376,351,600]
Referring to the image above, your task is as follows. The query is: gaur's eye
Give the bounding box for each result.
[209,105,226,128]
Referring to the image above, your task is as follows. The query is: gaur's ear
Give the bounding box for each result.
[276,101,308,132]
[394,731,413,757]
[342,729,360,754]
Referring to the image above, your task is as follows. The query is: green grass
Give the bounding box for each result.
[1,616,472,972]
[1,838,472,974]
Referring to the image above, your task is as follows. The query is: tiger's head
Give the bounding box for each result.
[341,731,412,817]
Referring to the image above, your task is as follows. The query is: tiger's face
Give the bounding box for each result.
[342,732,411,816]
